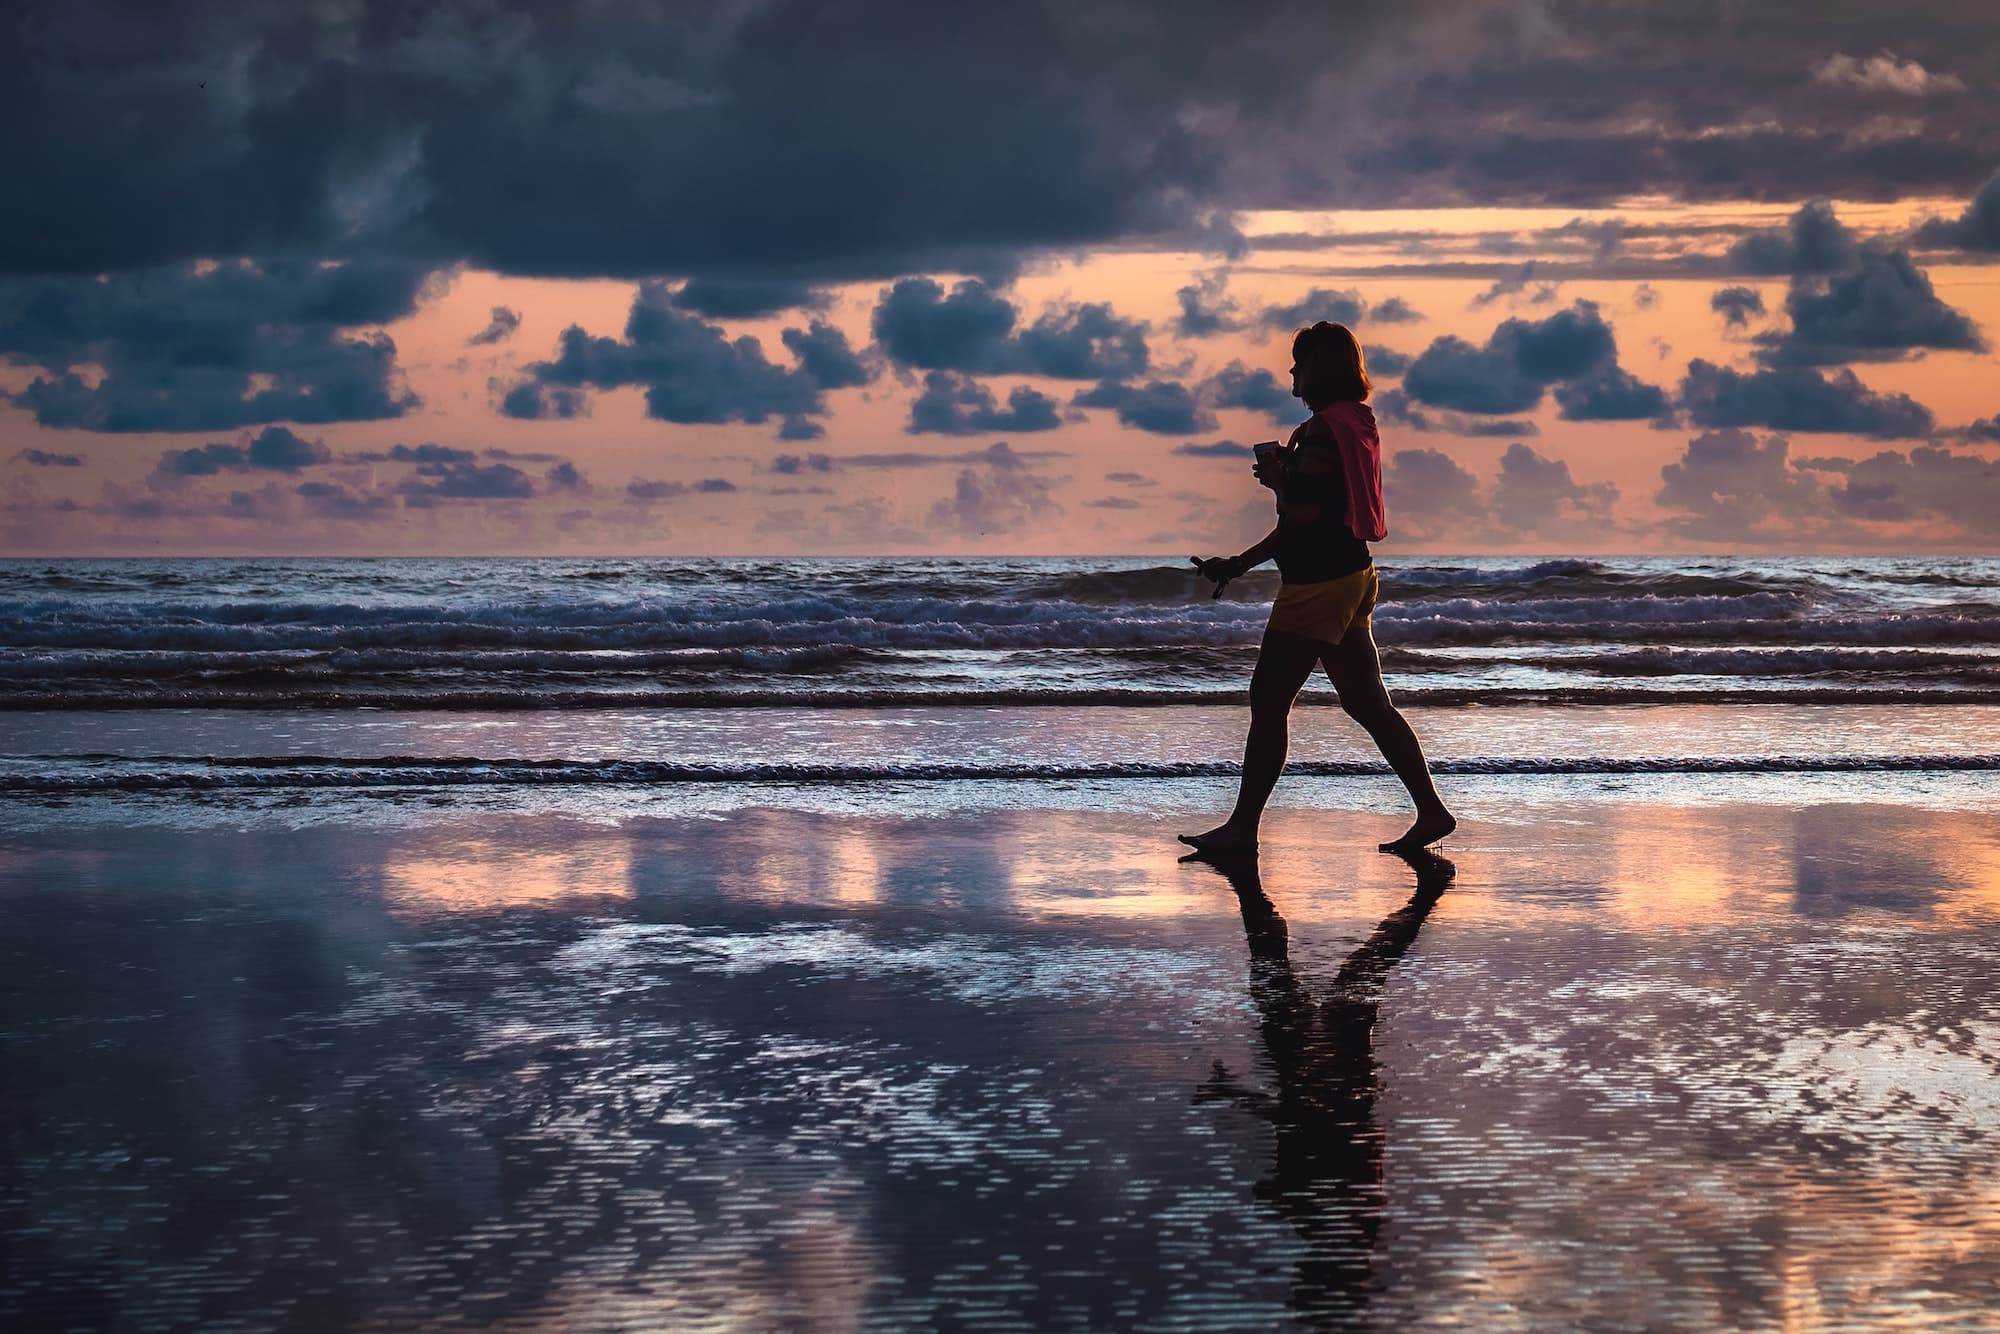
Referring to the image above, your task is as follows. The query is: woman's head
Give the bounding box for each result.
[1289,322,1370,409]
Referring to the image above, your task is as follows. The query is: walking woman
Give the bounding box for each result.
[1183,321,1455,855]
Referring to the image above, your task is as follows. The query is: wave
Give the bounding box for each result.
[7,751,1997,792]
[6,685,2000,711]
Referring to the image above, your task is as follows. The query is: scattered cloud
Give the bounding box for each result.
[1753,247,1984,365]
[926,442,1060,537]
[1174,271,1241,337]
[1913,167,2000,252]
[13,449,84,467]
[1375,388,1539,438]
[907,371,1062,435]
[1812,52,1965,97]
[467,306,522,346]
[1072,379,1215,434]
[670,277,828,319]
[1711,286,1768,329]
[1726,201,1860,276]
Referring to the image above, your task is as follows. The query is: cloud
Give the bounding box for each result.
[1370,297,1424,324]
[1812,52,1965,96]
[153,427,332,482]
[1487,442,1618,530]
[13,449,84,467]
[544,461,589,491]
[296,480,394,521]
[843,442,1065,469]
[907,371,1062,435]
[400,461,537,506]
[1470,263,1559,307]
[467,306,521,346]
[1402,300,1622,415]
[498,383,590,420]
[512,282,845,433]
[1084,496,1142,509]
[1201,362,1294,418]
[1677,360,1935,437]
[1174,271,1241,337]
[1261,287,1368,328]
[1375,388,1538,438]
[780,320,873,390]
[927,442,1059,537]
[1953,415,2000,443]
[670,277,827,318]
[1914,168,2000,251]
[1172,440,1253,458]
[1072,379,1216,434]
[1711,286,1768,329]
[1656,428,1822,537]
[1753,247,1984,366]
[1798,445,2000,535]
[1632,283,1658,309]
[1385,448,1482,518]
[14,0,2000,291]
[1104,471,1155,486]
[1726,201,1860,276]
[772,453,834,474]
[871,280,1151,381]
[0,260,427,431]
[1552,366,1670,421]
[626,477,738,501]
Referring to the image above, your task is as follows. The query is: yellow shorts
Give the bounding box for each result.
[1266,566,1379,646]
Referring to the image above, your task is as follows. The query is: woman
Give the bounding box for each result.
[1183,321,1455,855]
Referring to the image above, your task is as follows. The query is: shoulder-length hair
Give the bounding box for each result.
[1293,321,1371,405]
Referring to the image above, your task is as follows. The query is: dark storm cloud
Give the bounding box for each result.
[1401,301,1631,416]
[13,449,85,467]
[10,1,2000,287]
[1752,248,1985,366]
[513,283,851,434]
[907,372,1063,436]
[1711,286,1768,329]
[1913,168,2000,251]
[1726,201,1862,276]
[1073,380,1217,435]
[467,306,521,346]
[1677,360,1935,437]
[670,278,829,319]
[1374,388,1538,438]
[0,260,427,432]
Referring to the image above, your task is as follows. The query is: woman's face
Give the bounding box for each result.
[1288,355,1303,400]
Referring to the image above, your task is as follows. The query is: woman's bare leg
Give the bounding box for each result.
[1179,629,1322,853]
[1321,620,1457,850]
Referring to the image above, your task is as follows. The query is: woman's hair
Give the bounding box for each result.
[1292,321,1370,405]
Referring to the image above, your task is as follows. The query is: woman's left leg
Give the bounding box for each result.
[1321,619,1456,850]
[1180,628,1322,853]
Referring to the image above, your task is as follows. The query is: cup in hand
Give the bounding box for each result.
[1252,439,1283,488]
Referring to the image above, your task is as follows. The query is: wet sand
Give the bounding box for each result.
[4,781,1999,1331]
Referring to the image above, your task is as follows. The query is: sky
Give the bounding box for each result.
[3,0,1999,557]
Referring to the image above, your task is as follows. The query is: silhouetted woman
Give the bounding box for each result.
[1185,322,1455,855]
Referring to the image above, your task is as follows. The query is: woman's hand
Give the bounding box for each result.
[1190,555,1243,599]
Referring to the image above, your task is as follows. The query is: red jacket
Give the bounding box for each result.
[1315,401,1388,542]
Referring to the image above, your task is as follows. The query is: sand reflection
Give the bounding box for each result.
[383,832,634,915]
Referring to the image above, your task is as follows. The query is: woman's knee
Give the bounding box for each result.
[1339,690,1392,725]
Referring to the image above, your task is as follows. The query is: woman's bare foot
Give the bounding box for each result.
[1178,822,1258,855]
[1379,809,1456,853]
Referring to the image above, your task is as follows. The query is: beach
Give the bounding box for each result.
[5,719,2000,1330]
[4,557,1999,1329]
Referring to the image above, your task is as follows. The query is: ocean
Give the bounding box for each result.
[2,554,1997,797]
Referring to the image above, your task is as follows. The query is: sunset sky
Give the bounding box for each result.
[3,2,1998,557]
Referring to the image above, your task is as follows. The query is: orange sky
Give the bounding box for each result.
[5,199,1997,557]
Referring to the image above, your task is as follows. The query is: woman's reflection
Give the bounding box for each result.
[1187,849,1454,1325]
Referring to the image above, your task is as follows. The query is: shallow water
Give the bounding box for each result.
[3,786,1998,1331]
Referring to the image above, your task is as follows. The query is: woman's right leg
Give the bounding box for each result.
[1180,628,1321,852]
[1321,619,1457,850]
